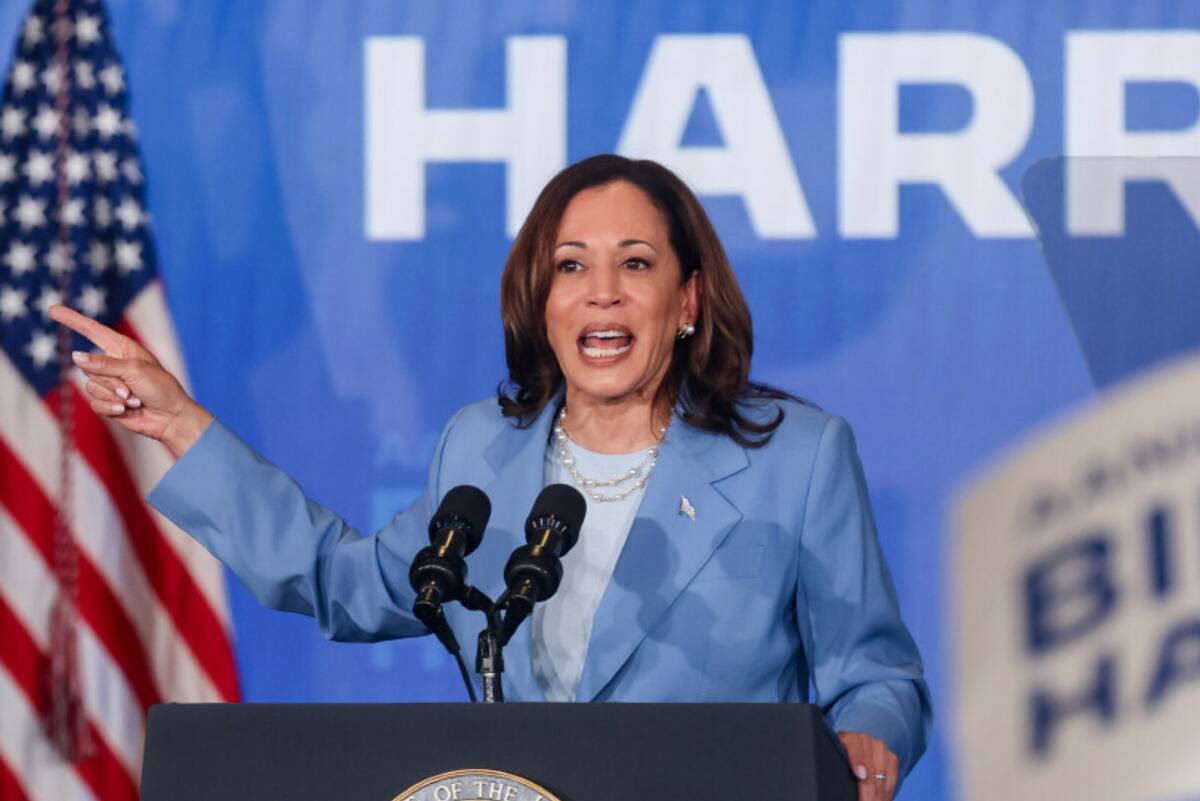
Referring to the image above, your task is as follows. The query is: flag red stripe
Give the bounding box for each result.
[0,754,33,801]
[0,598,138,801]
[52,386,240,701]
[0,438,162,714]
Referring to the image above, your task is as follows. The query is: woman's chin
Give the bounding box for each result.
[563,370,651,406]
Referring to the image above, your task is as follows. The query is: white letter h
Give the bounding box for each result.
[365,36,566,240]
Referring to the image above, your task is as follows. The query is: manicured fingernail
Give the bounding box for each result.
[856,765,868,781]
[127,397,141,408]
[116,386,129,399]
[111,403,125,414]
[72,351,89,364]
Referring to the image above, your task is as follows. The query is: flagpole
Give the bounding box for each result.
[46,0,89,763]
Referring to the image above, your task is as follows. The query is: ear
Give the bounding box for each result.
[681,270,701,324]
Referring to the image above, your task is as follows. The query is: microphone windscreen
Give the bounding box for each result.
[527,483,587,554]
[430,485,491,553]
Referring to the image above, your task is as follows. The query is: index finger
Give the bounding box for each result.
[49,304,129,354]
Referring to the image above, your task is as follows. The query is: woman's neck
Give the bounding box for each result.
[561,387,671,454]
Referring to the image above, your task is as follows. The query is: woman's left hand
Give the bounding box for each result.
[838,731,899,801]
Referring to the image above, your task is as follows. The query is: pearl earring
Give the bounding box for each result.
[676,322,696,340]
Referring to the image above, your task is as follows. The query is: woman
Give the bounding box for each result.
[51,155,930,800]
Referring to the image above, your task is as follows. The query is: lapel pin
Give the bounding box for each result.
[679,495,696,521]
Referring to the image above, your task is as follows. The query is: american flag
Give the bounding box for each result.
[0,1,239,799]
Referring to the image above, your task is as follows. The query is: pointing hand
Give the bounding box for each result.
[49,304,212,457]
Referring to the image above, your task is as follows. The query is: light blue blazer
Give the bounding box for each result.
[149,395,931,778]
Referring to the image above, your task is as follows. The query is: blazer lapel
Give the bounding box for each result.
[576,418,749,701]
[469,401,559,703]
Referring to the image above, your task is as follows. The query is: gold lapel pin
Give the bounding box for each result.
[679,495,696,521]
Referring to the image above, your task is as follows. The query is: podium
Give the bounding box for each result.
[140,703,856,801]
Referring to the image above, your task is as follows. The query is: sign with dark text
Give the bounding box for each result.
[956,353,1200,801]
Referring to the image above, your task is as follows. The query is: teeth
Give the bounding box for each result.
[585,330,627,339]
[581,344,631,357]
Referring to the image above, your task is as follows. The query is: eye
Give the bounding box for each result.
[623,257,650,271]
[555,259,583,273]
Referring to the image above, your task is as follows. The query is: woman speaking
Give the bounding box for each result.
[52,155,930,801]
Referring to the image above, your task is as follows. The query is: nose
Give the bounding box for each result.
[586,263,623,308]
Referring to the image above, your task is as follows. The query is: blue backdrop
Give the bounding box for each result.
[5,2,1199,799]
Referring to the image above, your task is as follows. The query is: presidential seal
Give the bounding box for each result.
[392,768,563,801]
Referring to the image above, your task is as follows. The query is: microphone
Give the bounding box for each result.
[409,485,491,654]
[498,484,587,645]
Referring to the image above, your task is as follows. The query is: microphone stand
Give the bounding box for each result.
[461,587,506,703]
[475,629,504,703]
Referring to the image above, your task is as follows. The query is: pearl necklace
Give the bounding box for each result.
[554,406,670,503]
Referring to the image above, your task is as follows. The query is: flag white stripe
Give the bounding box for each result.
[0,354,58,487]
[0,352,222,704]
[0,507,145,777]
[0,667,98,801]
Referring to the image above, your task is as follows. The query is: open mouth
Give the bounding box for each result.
[578,325,634,359]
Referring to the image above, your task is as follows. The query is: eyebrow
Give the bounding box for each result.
[554,239,658,252]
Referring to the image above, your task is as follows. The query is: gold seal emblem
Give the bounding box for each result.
[392,768,563,801]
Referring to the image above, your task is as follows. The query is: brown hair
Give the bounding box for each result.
[497,154,793,447]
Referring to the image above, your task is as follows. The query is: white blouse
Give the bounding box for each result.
[531,439,650,701]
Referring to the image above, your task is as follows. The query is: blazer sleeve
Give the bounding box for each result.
[147,413,460,642]
[795,415,933,780]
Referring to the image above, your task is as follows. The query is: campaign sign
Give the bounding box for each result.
[955,352,1200,801]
